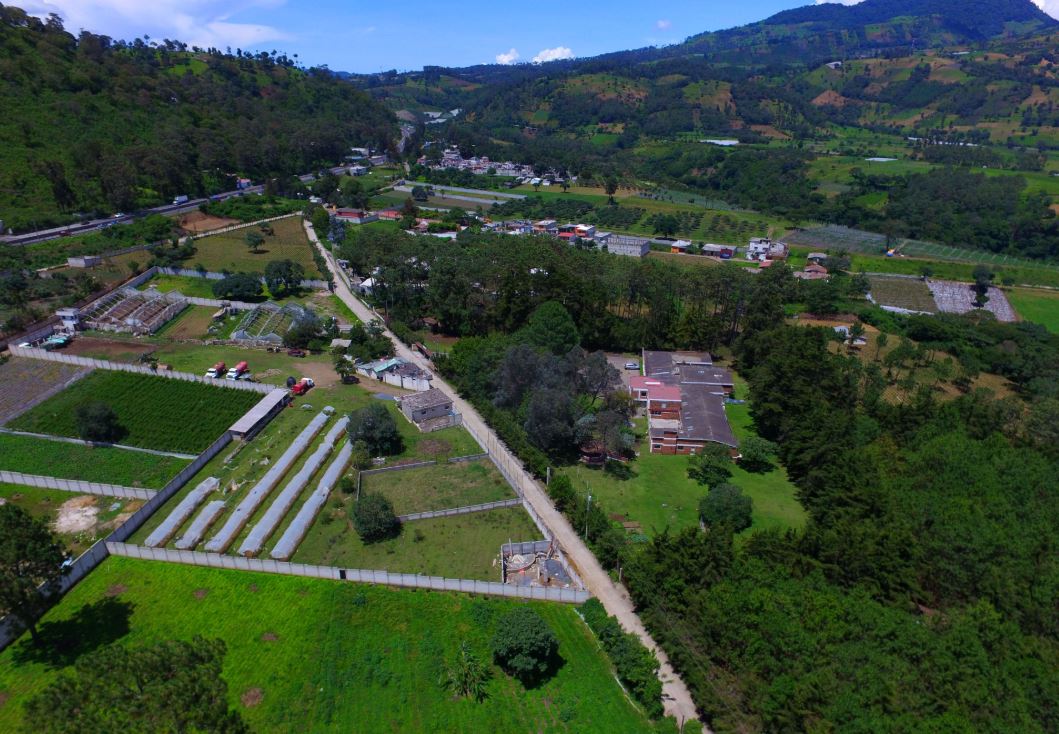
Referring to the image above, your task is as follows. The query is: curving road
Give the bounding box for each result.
[305,221,704,728]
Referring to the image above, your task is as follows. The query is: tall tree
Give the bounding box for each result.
[0,505,67,643]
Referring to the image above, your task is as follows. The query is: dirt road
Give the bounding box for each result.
[307,223,703,727]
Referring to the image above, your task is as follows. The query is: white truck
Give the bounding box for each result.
[172,194,190,205]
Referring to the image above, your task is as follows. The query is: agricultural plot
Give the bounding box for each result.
[0,358,90,425]
[291,503,542,581]
[927,280,1018,322]
[153,306,220,340]
[363,459,513,516]
[0,484,143,556]
[0,433,188,488]
[188,217,321,275]
[0,557,660,733]
[867,275,938,313]
[9,371,261,454]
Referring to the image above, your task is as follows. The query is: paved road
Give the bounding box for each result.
[305,222,703,727]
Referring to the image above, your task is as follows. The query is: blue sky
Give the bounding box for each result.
[17,0,1059,72]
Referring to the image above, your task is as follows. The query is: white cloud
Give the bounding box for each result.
[532,46,574,64]
[656,19,672,30]
[816,0,1058,14]
[17,0,291,49]
[495,48,520,65]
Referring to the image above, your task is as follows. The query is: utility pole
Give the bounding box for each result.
[584,494,592,541]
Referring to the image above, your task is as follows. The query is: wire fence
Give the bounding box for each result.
[106,542,590,603]
[398,498,522,523]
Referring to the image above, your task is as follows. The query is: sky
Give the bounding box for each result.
[14,0,1059,73]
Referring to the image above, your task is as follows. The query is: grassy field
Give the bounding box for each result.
[9,371,261,454]
[188,217,320,275]
[138,274,224,299]
[0,433,188,488]
[0,484,143,556]
[363,459,513,515]
[291,504,541,580]
[566,383,806,538]
[0,557,664,733]
[1008,287,1059,333]
[148,342,337,386]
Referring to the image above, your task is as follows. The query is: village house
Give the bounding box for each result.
[746,237,789,261]
[793,263,829,281]
[607,234,651,258]
[631,351,738,455]
[398,387,457,430]
[700,243,737,259]
[334,209,378,224]
[357,356,433,391]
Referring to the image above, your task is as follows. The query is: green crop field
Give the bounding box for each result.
[362,459,513,516]
[0,483,144,556]
[290,504,542,580]
[565,380,805,539]
[867,275,938,313]
[188,217,320,275]
[137,274,223,299]
[0,434,188,488]
[0,557,664,733]
[9,371,261,454]
[1008,287,1059,333]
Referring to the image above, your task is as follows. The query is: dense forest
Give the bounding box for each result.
[336,227,1059,730]
[0,5,395,232]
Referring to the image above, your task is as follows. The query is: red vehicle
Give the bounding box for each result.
[205,361,226,379]
[291,377,315,396]
[225,361,249,380]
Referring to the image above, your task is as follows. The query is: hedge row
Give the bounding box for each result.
[579,598,663,718]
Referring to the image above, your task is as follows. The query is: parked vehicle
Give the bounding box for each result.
[205,361,226,379]
[291,377,315,396]
[225,361,249,380]
[287,349,307,358]
[624,361,640,370]
[172,195,189,205]
[41,335,71,351]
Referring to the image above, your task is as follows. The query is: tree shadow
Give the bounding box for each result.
[518,652,567,690]
[11,597,134,669]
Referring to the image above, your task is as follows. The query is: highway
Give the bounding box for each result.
[0,166,349,247]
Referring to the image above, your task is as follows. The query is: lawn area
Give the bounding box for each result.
[9,371,261,454]
[363,459,513,515]
[0,484,143,556]
[0,557,663,733]
[566,381,806,539]
[0,433,188,488]
[290,503,541,580]
[188,217,320,276]
[138,274,219,299]
[149,342,338,387]
[1008,287,1059,333]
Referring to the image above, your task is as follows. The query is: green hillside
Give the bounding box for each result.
[0,5,396,232]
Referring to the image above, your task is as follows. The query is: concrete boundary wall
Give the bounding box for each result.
[8,347,274,394]
[398,498,521,523]
[106,542,590,603]
[0,470,156,500]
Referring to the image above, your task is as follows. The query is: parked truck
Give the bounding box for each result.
[205,361,226,379]
[225,361,249,380]
[291,377,315,396]
[172,194,189,205]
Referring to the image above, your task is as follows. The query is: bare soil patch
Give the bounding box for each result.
[63,336,154,363]
[193,588,209,600]
[105,584,128,597]
[417,439,451,455]
[0,691,9,708]
[240,688,263,708]
[54,496,99,534]
[248,583,259,593]
[178,211,239,234]
[260,632,279,642]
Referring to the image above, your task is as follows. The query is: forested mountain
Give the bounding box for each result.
[0,5,396,232]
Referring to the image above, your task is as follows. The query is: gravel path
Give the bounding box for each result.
[307,222,703,727]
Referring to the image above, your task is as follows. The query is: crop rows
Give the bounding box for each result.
[9,371,260,454]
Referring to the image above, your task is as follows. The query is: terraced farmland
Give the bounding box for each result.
[9,371,261,454]
[867,275,938,313]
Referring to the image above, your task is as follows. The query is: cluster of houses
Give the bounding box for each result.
[345,147,389,169]
[479,219,653,257]
[628,351,738,455]
[419,147,542,182]
[355,356,434,392]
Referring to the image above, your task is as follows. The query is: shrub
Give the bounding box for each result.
[698,483,753,532]
[353,492,400,543]
[579,599,663,717]
[74,402,125,443]
[347,403,403,456]
[491,607,560,686]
